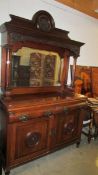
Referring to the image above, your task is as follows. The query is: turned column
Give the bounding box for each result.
[60,50,70,90]
[71,57,78,87]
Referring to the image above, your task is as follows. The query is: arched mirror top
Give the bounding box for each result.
[32,10,55,31]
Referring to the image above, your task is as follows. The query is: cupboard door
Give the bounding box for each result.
[57,108,80,144]
[15,118,48,158]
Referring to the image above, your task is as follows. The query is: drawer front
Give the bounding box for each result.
[8,102,86,123]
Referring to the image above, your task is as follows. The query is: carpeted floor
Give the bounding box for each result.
[2,135,98,175]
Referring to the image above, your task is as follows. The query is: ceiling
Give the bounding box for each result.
[55,0,98,19]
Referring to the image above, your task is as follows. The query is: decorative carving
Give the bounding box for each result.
[9,33,82,57]
[25,132,41,148]
[0,10,84,59]
[29,53,42,86]
[29,52,57,86]
[32,10,55,31]
[64,43,80,57]
[44,55,56,79]
[10,33,34,43]
[63,122,74,134]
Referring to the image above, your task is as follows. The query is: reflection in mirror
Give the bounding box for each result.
[11,47,61,87]
[67,57,74,86]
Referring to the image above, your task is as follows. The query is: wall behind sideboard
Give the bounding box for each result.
[0,0,98,89]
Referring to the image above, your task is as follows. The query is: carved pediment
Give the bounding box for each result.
[0,10,84,57]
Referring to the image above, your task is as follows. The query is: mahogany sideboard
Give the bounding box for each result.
[0,10,86,175]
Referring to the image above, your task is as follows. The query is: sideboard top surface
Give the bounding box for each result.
[1,93,86,111]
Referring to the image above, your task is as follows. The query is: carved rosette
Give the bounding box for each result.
[25,132,41,148]
[63,122,74,134]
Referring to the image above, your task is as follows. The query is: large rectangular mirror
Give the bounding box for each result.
[11,47,61,87]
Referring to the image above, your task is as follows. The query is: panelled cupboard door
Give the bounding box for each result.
[57,108,81,144]
[7,117,49,164]
[47,108,82,149]
[15,118,48,158]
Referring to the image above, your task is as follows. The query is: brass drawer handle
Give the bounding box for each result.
[44,111,53,117]
[19,115,29,122]
[63,107,68,113]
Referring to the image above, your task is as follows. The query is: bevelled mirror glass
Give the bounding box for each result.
[11,47,62,87]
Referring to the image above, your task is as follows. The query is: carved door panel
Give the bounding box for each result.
[57,108,80,144]
[15,118,48,159]
[47,108,81,149]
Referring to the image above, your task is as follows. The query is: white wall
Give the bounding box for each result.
[0,0,98,87]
